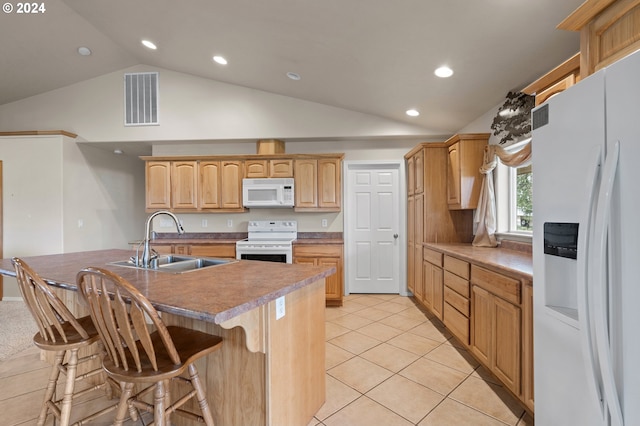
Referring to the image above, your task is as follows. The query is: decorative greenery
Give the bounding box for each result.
[491,91,535,145]
[516,168,533,231]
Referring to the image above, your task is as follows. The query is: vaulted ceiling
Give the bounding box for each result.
[0,0,583,133]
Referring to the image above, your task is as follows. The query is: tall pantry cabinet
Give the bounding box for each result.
[405,134,488,311]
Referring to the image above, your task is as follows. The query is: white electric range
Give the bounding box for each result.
[235,220,297,264]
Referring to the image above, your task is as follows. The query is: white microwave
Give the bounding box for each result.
[242,178,295,208]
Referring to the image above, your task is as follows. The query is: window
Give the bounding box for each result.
[511,165,532,232]
[494,139,533,240]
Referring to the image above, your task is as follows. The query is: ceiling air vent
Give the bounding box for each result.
[124,72,159,126]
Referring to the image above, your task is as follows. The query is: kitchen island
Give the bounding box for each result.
[0,249,334,426]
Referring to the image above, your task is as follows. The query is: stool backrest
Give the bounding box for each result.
[12,257,90,343]
[76,267,181,372]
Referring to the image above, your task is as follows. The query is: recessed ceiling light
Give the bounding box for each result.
[286,72,301,81]
[113,149,124,155]
[406,109,420,117]
[77,46,92,56]
[434,66,454,78]
[141,40,157,50]
[213,55,228,65]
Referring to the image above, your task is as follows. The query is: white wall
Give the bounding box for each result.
[1,135,145,299]
[0,65,439,143]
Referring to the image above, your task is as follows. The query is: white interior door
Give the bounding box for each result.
[346,163,401,294]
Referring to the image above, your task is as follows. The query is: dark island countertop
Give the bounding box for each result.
[0,249,335,324]
[423,243,533,280]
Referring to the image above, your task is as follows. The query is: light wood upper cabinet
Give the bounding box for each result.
[245,159,294,178]
[220,160,244,209]
[171,161,198,209]
[199,161,221,209]
[145,159,244,212]
[559,0,640,77]
[523,53,581,106]
[146,161,171,209]
[245,160,269,178]
[144,153,340,213]
[294,159,317,208]
[270,159,294,177]
[446,134,488,210]
[318,158,341,209]
[294,156,342,212]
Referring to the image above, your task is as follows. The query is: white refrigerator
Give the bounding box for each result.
[532,49,640,425]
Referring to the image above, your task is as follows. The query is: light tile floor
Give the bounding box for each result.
[310,294,534,426]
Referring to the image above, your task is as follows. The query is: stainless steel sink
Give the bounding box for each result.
[110,255,236,273]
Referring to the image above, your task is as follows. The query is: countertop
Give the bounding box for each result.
[0,249,335,324]
[423,243,532,280]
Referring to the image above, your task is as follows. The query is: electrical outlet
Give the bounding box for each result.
[275,296,286,320]
[321,219,328,228]
[227,219,233,228]
[201,219,208,228]
[77,219,84,228]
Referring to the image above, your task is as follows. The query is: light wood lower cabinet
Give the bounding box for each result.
[293,244,343,306]
[415,248,532,414]
[150,242,236,259]
[471,269,522,398]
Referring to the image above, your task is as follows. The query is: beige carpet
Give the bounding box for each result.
[0,301,37,361]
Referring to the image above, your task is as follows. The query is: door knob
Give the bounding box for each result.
[393,234,399,239]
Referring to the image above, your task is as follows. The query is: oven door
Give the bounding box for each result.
[235,246,292,264]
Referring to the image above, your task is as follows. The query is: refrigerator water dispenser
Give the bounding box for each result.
[543,222,580,324]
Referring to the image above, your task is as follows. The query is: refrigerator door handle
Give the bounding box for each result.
[591,140,623,426]
[578,146,605,416]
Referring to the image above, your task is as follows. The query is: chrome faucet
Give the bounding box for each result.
[140,210,185,268]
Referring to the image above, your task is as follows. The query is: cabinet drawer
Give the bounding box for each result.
[189,244,236,258]
[444,270,469,297]
[444,255,469,279]
[423,247,443,266]
[471,265,521,305]
[444,285,470,317]
[444,302,469,345]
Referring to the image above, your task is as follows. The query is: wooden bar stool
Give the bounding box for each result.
[76,266,223,426]
[12,258,118,426]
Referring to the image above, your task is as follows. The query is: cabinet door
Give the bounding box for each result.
[200,161,220,209]
[431,265,444,320]
[415,193,424,244]
[171,161,198,209]
[294,159,318,208]
[523,283,534,411]
[270,159,294,177]
[146,161,171,209]
[318,158,341,209]
[320,257,342,301]
[447,142,461,206]
[407,196,415,293]
[420,260,430,308]
[220,161,243,209]
[407,156,415,195]
[414,149,424,194]
[471,285,492,366]
[494,296,521,395]
[245,160,268,178]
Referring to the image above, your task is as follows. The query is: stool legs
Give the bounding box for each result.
[189,364,215,425]
[38,351,65,426]
[59,348,80,425]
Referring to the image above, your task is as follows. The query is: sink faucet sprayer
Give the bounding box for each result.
[139,210,185,268]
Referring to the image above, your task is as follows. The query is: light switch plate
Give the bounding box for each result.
[275,296,285,320]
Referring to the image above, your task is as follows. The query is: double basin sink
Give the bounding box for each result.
[110,254,236,274]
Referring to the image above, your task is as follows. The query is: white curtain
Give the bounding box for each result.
[472,141,532,247]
